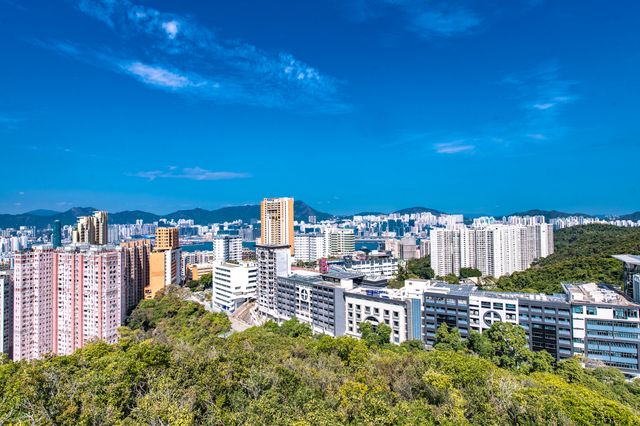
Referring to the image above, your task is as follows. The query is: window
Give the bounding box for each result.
[506,304,516,311]
[587,307,597,316]
[481,301,491,309]
[493,303,503,310]
[573,306,583,314]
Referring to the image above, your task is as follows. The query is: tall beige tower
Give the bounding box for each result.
[260,197,295,255]
[72,211,108,245]
[93,211,108,245]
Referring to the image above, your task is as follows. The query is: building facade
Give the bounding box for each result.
[120,239,151,314]
[214,235,243,263]
[212,262,257,312]
[13,247,55,361]
[328,228,356,256]
[72,211,108,245]
[0,271,13,358]
[260,197,295,255]
[294,233,328,261]
[256,244,291,318]
[54,247,124,355]
[430,224,554,278]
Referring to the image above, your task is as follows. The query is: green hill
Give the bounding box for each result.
[1,289,640,425]
[496,224,640,293]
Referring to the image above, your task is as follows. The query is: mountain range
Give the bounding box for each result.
[1,205,638,229]
[0,201,332,229]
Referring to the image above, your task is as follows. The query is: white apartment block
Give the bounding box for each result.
[430,229,461,276]
[256,244,291,318]
[294,233,328,261]
[214,235,243,263]
[343,253,399,277]
[430,224,554,278]
[212,262,258,313]
[328,228,355,256]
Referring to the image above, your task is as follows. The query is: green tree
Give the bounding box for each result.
[459,267,482,278]
[406,256,435,279]
[279,317,312,338]
[484,322,533,371]
[434,323,465,351]
[358,322,392,348]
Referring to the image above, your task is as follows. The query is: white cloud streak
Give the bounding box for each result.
[47,0,350,112]
[131,167,250,181]
[434,141,475,154]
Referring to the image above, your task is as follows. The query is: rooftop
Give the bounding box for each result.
[562,282,638,306]
[323,267,366,280]
[612,254,640,266]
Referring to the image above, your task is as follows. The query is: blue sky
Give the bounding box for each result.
[1,0,639,215]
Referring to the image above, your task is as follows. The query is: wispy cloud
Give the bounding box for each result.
[399,62,577,154]
[40,0,349,112]
[504,61,577,140]
[130,166,250,181]
[408,5,481,37]
[434,141,475,154]
[340,1,543,40]
[0,113,26,130]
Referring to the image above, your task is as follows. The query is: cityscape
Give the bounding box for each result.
[2,0,640,424]
[1,199,640,376]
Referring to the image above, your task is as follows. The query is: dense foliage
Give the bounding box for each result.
[497,224,640,293]
[185,272,213,292]
[388,256,434,288]
[1,290,640,425]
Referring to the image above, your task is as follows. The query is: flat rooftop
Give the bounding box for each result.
[562,282,638,306]
[346,286,405,301]
[475,290,567,303]
[323,268,366,280]
[612,254,640,266]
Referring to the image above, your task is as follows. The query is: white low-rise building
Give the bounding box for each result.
[212,262,258,313]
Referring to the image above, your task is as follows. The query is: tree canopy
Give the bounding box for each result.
[1,290,640,424]
[497,224,640,293]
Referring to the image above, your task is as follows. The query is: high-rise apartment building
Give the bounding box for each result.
[11,245,137,360]
[430,224,554,278]
[260,197,295,255]
[256,244,290,318]
[155,227,179,251]
[146,228,181,299]
[294,233,328,261]
[54,247,124,355]
[120,239,151,315]
[328,228,356,256]
[214,235,243,263]
[51,220,62,248]
[13,246,55,361]
[72,211,108,245]
[0,271,13,358]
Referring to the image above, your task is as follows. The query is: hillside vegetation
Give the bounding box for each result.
[497,224,640,294]
[1,289,640,425]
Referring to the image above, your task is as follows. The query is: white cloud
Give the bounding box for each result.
[533,102,554,110]
[434,141,474,154]
[124,62,191,88]
[130,166,250,181]
[68,0,349,111]
[161,20,179,39]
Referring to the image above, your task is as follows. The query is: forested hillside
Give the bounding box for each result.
[1,289,640,425]
[497,224,640,294]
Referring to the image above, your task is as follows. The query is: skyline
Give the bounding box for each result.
[1,0,640,215]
